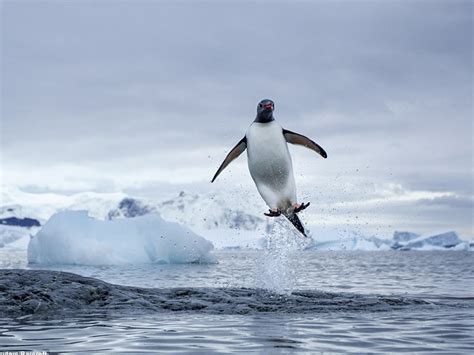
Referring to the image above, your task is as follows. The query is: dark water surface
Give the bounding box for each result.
[0,250,473,353]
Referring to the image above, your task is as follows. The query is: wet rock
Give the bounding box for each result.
[0,269,437,320]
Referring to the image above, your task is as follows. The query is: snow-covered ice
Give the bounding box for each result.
[2,186,472,252]
[396,231,467,250]
[304,227,471,251]
[393,231,420,243]
[156,191,267,231]
[27,211,216,265]
[1,186,126,222]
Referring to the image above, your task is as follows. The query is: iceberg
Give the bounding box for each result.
[27,211,216,265]
[393,231,420,243]
[397,231,464,250]
[391,231,421,249]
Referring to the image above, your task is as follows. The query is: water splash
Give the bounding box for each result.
[256,218,310,294]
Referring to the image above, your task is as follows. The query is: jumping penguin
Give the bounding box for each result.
[211,99,327,237]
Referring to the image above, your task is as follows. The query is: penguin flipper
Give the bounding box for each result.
[211,137,247,182]
[283,129,327,159]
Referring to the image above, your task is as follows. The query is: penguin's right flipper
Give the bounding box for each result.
[211,137,247,182]
[283,129,327,159]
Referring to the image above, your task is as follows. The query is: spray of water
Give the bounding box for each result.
[256,218,310,295]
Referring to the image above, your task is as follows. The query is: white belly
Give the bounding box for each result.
[246,121,297,210]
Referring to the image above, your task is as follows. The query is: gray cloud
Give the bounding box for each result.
[418,195,473,209]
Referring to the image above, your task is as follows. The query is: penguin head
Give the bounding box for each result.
[255,99,275,123]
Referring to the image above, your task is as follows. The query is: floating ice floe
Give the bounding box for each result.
[304,227,472,251]
[27,211,216,265]
[393,231,469,251]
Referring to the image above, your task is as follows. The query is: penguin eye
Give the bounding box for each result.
[259,103,263,108]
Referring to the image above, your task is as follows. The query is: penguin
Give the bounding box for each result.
[211,99,327,237]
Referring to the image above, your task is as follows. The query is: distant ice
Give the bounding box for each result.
[1,186,126,222]
[27,211,216,265]
[304,226,391,251]
[306,227,471,251]
[394,231,469,251]
[3,187,472,252]
[156,191,267,231]
[393,231,420,243]
[0,226,33,249]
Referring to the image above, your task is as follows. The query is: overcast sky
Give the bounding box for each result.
[1,0,472,237]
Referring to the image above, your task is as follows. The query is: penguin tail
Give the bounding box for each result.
[283,212,307,237]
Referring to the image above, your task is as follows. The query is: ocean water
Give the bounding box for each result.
[0,247,473,353]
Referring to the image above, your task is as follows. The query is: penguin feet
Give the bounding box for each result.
[264,209,281,217]
[293,202,310,213]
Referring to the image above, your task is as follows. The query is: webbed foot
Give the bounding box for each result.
[264,209,281,217]
[293,202,310,213]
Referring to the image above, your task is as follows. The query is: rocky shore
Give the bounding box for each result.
[0,269,219,318]
[0,269,433,319]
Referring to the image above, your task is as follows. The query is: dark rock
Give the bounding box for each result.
[107,198,156,220]
[0,269,436,320]
[0,217,40,228]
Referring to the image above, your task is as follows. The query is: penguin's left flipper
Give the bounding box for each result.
[294,202,310,213]
[211,137,247,182]
[283,129,327,159]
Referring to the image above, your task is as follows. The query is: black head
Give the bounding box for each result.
[255,99,275,123]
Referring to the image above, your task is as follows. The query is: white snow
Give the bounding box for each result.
[2,187,267,231]
[27,211,216,265]
[157,191,267,231]
[3,186,472,253]
[1,186,126,222]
